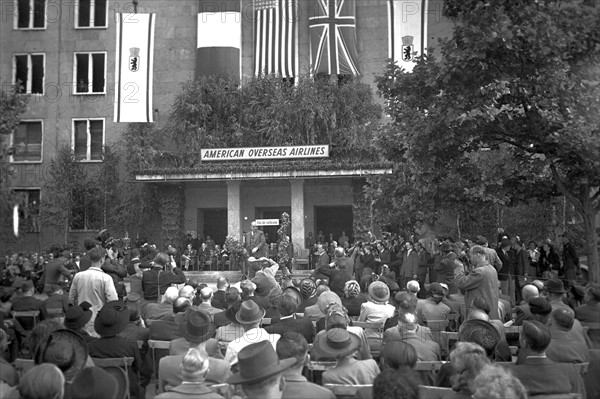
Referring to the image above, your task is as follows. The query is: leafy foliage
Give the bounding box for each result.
[277,212,291,264]
[156,185,185,249]
[374,0,600,280]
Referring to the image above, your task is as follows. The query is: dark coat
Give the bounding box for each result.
[512,357,585,397]
[454,262,500,320]
[142,266,186,301]
[496,247,519,280]
[102,259,128,299]
[149,315,183,341]
[265,315,316,343]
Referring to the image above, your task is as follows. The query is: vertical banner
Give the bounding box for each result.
[309,0,360,76]
[254,0,298,78]
[197,0,241,81]
[114,13,156,123]
[388,0,428,73]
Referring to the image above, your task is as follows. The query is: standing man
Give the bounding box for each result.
[246,221,267,258]
[142,252,187,303]
[454,245,500,320]
[43,250,72,294]
[69,247,118,336]
[496,236,519,304]
[561,235,579,289]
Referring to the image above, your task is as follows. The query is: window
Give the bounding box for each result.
[16,0,45,29]
[14,54,44,94]
[74,52,106,94]
[13,189,41,233]
[72,119,104,161]
[70,187,102,231]
[76,0,107,28]
[11,121,42,162]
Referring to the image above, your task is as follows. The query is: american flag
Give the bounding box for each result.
[309,0,360,76]
[254,0,298,78]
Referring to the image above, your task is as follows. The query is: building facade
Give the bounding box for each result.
[1,0,452,253]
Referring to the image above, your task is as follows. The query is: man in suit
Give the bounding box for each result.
[246,221,267,258]
[454,245,500,320]
[149,297,190,341]
[155,348,225,399]
[474,235,503,271]
[211,277,228,309]
[12,280,47,330]
[145,287,179,321]
[546,308,590,363]
[194,287,222,318]
[265,295,315,343]
[169,309,215,355]
[141,252,186,303]
[276,332,335,399]
[514,284,539,325]
[496,236,520,304]
[513,320,585,397]
[383,311,438,361]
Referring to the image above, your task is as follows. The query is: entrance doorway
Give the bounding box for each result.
[314,206,353,244]
[256,207,291,244]
[197,208,227,246]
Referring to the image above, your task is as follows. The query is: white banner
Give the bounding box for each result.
[201,145,329,161]
[114,13,155,123]
[255,219,280,226]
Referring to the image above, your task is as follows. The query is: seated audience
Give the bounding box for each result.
[341,280,365,317]
[546,308,590,363]
[156,348,225,399]
[169,309,215,355]
[44,286,69,317]
[0,329,18,388]
[513,284,539,325]
[68,367,120,399]
[447,342,491,399]
[512,320,585,397]
[141,252,186,302]
[303,285,333,320]
[11,280,47,330]
[119,296,150,343]
[211,277,229,309]
[63,302,96,343]
[224,300,280,366]
[297,278,318,312]
[416,282,451,326]
[215,300,244,343]
[358,282,395,351]
[312,306,372,361]
[240,280,270,311]
[384,292,418,331]
[145,287,179,320]
[265,295,315,343]
[149,297,191,341]
[17,364,65,399]
[226,341,296,399]
[575,282,600,323]
[472,364,527,399]
[383,312,440,361]
[276,332,335,399]
[195,287,222,317]
[320,328,380,385]
[371,368,419,399]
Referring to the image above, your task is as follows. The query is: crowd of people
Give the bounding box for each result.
[0,226,597,399]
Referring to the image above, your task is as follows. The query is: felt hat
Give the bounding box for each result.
[34,329,88,382]
[226,341,296,385]
[300,278,317,299]
[225,300,242,324]
[315,328,361,358]
[68,367,120,399]
[544,278,566,294]
[458,320,500,356]
[179,310,216,343]
[235,300,266,325]
[428,282,445,297]
[529,297,552,315]
[368,281,390,303]
[282,286,303,305]
[94,301,130,337]
[64,301,93,330]
[570,285,586,301]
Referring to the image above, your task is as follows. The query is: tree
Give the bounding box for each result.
[375,0,600,281]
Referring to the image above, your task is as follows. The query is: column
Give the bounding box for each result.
[290,179,305,250]
[226,180,241,240]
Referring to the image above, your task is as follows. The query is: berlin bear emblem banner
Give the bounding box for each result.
[114,13,156,123]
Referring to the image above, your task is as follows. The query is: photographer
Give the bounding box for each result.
[102,246,128,300]
[141,252,186,303]
[43,250,72,295]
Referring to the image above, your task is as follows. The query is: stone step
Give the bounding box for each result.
[183,270,313,286]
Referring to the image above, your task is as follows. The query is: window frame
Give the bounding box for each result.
[14,0,47,30]
[11,187,42,233]
[72,51,107,95]
[13,53,45,95]
[10,119,44,164]
[71,118,105,163]
[74,0,109,29]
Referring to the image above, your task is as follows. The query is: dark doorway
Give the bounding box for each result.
[256,207,291,244]
[314,206,353,244]
[200,208,227,246]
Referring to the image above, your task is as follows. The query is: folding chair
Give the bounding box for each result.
[307,360,337,383]
[440,331,458,358]
[582,322,600,349]
[91,357,134,399]
[11,310,40,329]
[324,383,372,399]
[352,321,385,359]
[13,358,34,377]
[148,340,171,393]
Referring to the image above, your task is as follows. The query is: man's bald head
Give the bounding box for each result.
[522,285,539,301]
[173,296,191,314]
[468,309,490,322]
[200,287,213,302]
[163,287,179,304]
[179,285,195,300]
[216,277,229,290]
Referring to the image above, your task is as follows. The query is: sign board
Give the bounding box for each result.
[255,219,280,226]
[200,145,329,161]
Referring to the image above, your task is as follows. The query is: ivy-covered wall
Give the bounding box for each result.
[157,184,185,250]
[352,179,374,242]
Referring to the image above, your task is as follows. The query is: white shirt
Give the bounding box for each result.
[224,327,280,366]
[68,266,118,324]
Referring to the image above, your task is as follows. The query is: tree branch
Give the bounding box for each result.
[548,161,584,214]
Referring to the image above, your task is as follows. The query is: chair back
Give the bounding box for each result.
[324,383,372,399]
[11,310,40,329]
[13,358,34,377]
[352,320,385,359]
[418,385,454,399]
[91,357,133,399]
[148,340,171,393]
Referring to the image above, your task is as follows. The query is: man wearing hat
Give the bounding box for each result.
[34,329,90,384]
[159,311,231,392]
[543,282,590,346]
[320,328,380,385]
[69,247,118,336]
[496,235,520,303]
[215,298,245,343]
[574,282,600,324]
[416,282,451,326]
[64,301,96,342]
[226,340,296,399]
[358,282,395,351]
[454,245,500,320]
[224,300,281,366]
[157,348,225,398]
[88,300,148,398]
[276,332,335,399]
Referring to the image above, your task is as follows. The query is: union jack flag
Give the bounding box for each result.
[309,0,360,76]
[254,0,298,78]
